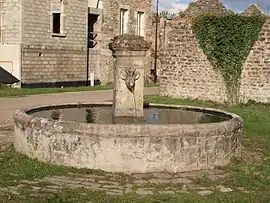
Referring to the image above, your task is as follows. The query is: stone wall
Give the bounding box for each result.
[239,18,270,103]
[160,17,270,104]
[179,0,229,18]
[241,4,264,17]
[1,0,21,44]
[160,19,228,103]
[21,0,88,85]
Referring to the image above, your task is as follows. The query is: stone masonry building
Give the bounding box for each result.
[0,0,152,87]
[88,0,153,84]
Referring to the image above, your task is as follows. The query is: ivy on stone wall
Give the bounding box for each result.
[192,14,265,103]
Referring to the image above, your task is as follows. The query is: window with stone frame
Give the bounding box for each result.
[136,11,145,37]
[52,0,66,35]
[120,8,128,35]
[52,12,61,34]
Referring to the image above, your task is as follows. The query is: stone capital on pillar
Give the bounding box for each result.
[109,34,150,118]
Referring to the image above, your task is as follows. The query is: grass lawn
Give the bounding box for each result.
[0,95,269,202]
[0,83,159,97]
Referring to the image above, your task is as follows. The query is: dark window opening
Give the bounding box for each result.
[53,13,61,34]
[88,14,99,48]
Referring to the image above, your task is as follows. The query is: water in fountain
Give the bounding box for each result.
[31,105,229,125]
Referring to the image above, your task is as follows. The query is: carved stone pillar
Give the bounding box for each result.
[109,35,150,117]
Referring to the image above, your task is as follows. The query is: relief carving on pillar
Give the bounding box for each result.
[120,69,140,93]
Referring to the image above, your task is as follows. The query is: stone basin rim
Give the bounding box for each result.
[13,102,243,135]
[13,102,243,173]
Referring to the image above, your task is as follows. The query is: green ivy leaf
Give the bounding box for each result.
[192,14,265,103]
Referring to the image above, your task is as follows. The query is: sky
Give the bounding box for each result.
[156,0,270,14]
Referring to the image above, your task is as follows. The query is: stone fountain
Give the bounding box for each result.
[13,35,243,174]
[109,35,150,118]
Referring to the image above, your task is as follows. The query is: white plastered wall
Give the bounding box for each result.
[0,44,21,84]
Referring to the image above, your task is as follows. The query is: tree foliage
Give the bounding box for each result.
[159,10,177,19]
[192,14,266,103]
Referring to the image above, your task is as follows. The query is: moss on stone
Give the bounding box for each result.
[109,34,150,51]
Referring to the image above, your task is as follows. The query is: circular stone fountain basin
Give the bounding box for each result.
[13,102,243,174]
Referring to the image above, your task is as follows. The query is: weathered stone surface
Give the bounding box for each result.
[237,187,250,194]
[9,190,21,195]
[197,186,212,191]
[16,184,26,189]
[150,173,173,179]
[42,176,81,185]
[20,180,39,185]
[241,4,265,16]
[220,187,233,193]
[1,0,21,44]
[133,180,148,185]
[0,187,8,192]
[179,0,229,18]
[158,190,175,195]
[111,37,150,117]
[106,190,123,196]
[109,35,150,51]
[207,174,219,181]
[74,177,96,182]
[102,185,123,190]
[160,19,228,103]
[31,186,42,191]
[216,185,225,189]
[176,189,189,194]
[198,190,213,196]
[72,174,105,180]
[171,178,192,185]
[13,102,243,173]
[0,128,14,152]
[136,188,153,195]
[160,18,270,104]
[125,184,133,188]
[124,188,133,194]
[149,179,171,185]
[41,188,58,193]
[46,185,61,189]
[80,182,101,190]
[98,181,120,186]
[0,167,239,197]
[131,173,150,180]
[239,18,270,104]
